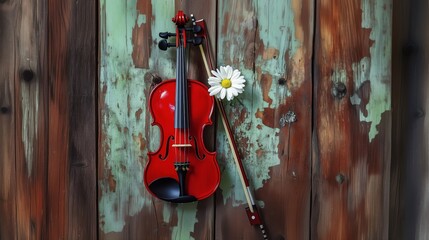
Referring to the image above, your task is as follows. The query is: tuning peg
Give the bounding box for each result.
[184,25,202,34]
[159,32,175,39]
[187,37,203,46]
[193,25,202,33]
[158,40,175,51]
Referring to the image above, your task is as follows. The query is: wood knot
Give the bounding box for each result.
[278,78,286,85]
[21,69,35,82]
[331,82,347,99]
[0,106,10,114]
[151,75,162,85]
[335,173,345,184]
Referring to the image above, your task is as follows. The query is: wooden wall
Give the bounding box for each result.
[5,0,426,239]
[0,0,97,239]
[390,0,429,239]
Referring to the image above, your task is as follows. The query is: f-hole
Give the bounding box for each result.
[189,136,205,160]
[159,135,174,160]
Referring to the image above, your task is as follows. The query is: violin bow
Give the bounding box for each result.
[191,15,269,240]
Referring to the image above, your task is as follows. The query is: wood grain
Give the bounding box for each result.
[99,1,218,239]
[390,0,429,239]
[99,1,186,239]
[13,0,48,239]
[66,0,98,239]
[0,1,18,239]
[389,0,410,238]
[47,0,97,238]
[215,0,313,239]
[312,0,392,239]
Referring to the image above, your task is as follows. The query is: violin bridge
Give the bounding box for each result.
[172,144,192,148]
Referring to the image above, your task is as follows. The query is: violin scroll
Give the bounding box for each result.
[157,12,203,51]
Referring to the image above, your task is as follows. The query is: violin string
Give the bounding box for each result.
[180,41,184,165]
[175,37,179,168]
[184,33,189,168]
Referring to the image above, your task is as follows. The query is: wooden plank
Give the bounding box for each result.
[47,0,97,239]
[389,0,409,238]
[0,1,18,239]
[312,0,391,239]
[215,0,313,239]
[13,0,48,239]
[99,0,218,239]
[178,2,217,240]
[390,0,429,239]
[65,0,98,239]
[99,1,188,239]
[46,0,71,238]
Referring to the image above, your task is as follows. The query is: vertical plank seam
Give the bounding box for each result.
[14,6,19,238]
[309,0,318,239]
[95,0,100,238]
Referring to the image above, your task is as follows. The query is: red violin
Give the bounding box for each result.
[144,11,220,203]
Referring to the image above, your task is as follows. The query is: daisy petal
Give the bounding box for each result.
[208,76,220,82]
[226,66,233,79]
[232,83,245,89]
[229,88,238,96]
[210,84,223,92]
[220,88,226,99]
[211,70,222,79]
[208,80,221,86]
[231,69,241,80]
[220,66,228,78]
[226,89,234,101]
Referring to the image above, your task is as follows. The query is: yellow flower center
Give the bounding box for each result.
[221,79,232,88]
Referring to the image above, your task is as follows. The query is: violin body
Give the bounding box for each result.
[145,79,219,202]
[144,10,219,203]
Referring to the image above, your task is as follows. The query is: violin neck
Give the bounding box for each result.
[174,44,189,129]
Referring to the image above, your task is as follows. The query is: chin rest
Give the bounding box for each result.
[148,177,197,203]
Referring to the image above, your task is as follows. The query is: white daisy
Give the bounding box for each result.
[207,65,246,101]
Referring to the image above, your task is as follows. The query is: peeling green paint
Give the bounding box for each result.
[163,204,172,223]
[356,0,391,142]
[99,0,177,233]
[171,203,198,240]
[217,0,302,206]
[99,0,202,237]
[137,14,146,26]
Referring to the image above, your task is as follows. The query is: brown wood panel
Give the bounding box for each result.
[390,0,429,239]
[13,0,49,239]
[66,0,98,239]
[0,1,18,239]
[389,0,410,238]
[312,0,391,239]
[47,0,97,239]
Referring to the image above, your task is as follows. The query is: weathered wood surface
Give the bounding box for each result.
[0,1,18,239]
[0,0,49,239]
[214,0,313,239]
[312,0,391,239]
[0,0,97,239]
[390,0,429,239]
[47,0,97,238]
[98,1,217,239]
[0,0,401,239]
[98,0,314,239]
[47,0,98,238]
